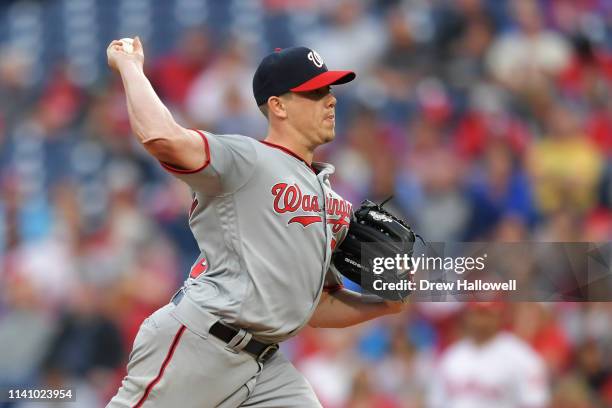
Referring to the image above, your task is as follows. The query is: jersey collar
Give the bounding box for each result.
[312,161,335,177]
[260,140,316,173]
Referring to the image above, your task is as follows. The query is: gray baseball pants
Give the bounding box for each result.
[107,298,321,408]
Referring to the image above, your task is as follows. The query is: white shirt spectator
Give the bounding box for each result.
[428,332,549,408]
[300,1,386,77]
[486,30,571,88]
[185,43,264,135]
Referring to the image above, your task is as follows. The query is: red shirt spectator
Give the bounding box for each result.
[150,28,213,108]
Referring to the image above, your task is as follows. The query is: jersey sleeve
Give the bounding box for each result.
[161,130,258,195]
[323,265,344,293]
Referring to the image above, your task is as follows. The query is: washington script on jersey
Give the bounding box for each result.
[271,182,352,230]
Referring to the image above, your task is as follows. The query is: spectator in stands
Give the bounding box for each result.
[400,115,469,241]
[575,339,612,405]
[0,46,34,131]
[464,138,536,239]
[511,303,572,377]
[343,368,401,408]
[185,37,264,135]
[150,27,214,110]
[372,4,435,120]
[527,101,603,215]
[41,283,124,405]
[486,0,572,95]
[0,274,55,388]
[301,0,386,77]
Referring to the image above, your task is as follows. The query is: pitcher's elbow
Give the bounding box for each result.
[141,135,176,161]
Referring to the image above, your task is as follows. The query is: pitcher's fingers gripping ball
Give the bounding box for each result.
[120,38,134,53]
[107,36,144,72]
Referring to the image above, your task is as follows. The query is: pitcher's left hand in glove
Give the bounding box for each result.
[331,199,416,302]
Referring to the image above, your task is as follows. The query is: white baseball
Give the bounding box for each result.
[120,38,134,53]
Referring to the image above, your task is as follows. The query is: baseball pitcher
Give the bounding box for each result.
[106,37,408,408]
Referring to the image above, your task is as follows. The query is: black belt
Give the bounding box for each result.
[171,289,278,363]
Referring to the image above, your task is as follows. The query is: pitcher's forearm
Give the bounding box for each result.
[108,37,205,170]
[308,289,404,328]
[117,60,179,144]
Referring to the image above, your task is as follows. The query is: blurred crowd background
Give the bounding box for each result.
[0,0,611,407]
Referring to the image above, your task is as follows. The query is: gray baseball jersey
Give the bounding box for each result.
[162,129,351,344]
[108,129,350,407]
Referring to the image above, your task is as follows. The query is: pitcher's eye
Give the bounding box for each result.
[299,86,332,101]
[312,87,331,98]
[318,86,331,96]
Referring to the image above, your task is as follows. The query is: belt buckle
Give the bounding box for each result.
[257,344,279,363]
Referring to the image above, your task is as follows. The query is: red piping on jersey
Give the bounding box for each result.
[323,284,344,294]
[161,129,211,174]
[133,325,186,408]
[330,238,337,250]
[260,141,315,173]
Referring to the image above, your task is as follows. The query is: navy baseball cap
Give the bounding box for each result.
[253,46,356,106]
